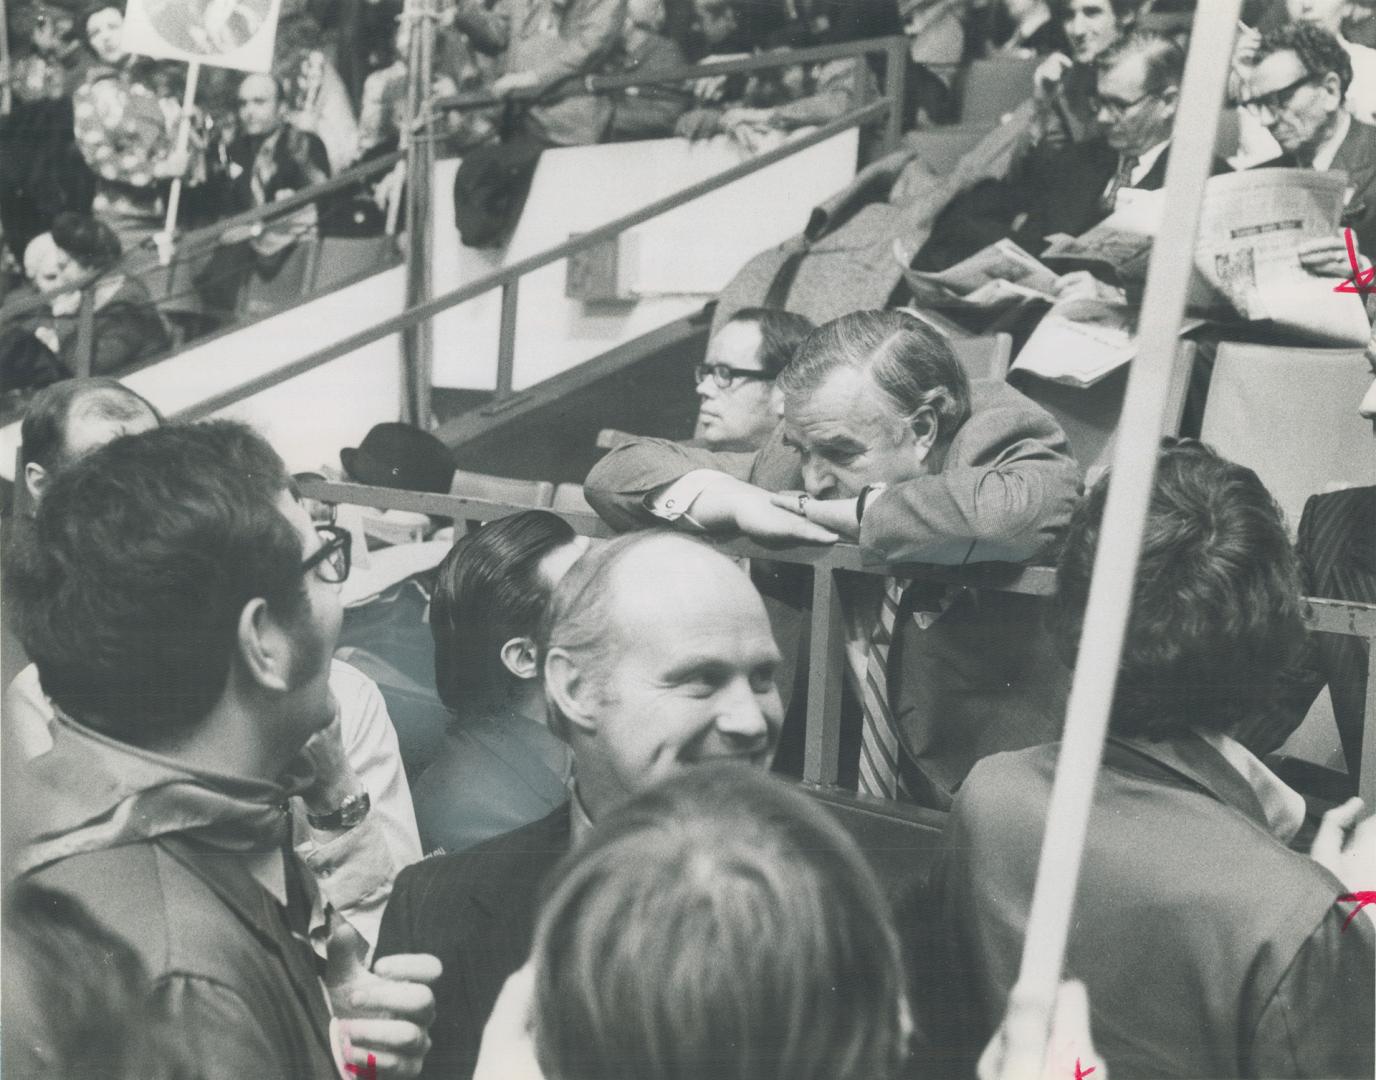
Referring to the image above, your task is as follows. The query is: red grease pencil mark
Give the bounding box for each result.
[1337,891,1376,931]
[345,1052,378,1079]
[1332,229,1376,296]
[1074,1059,1097,1079]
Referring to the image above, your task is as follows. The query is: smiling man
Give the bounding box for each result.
[374,531,783,1080]
[586,311,1079,808]
[693,308,814,451]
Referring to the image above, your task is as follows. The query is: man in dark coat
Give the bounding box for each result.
[930,441,1374,1079]
[6,422,438,1080]
[375,532,784,1080]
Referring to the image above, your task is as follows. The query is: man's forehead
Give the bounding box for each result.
[785,366,893,435]
[1252,50,1310,92]
[707,320,764,367]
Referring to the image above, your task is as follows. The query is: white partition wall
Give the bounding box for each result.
[429,130,860,390]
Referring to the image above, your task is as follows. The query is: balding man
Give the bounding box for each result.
[374,531,784,1080]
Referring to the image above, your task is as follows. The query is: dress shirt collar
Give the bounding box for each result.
[1194,730,1306,846]
[1128,139,1171,187]
[570,782,595,846]
[1310,109,1352,172]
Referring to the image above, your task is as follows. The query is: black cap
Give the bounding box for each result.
[340,423,455,495]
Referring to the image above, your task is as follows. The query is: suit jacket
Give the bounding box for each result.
[25,836,339,1080]
[374,804,572,1080]
[1270,486,1376,784]
[931,732,1375,1078]
[585,380,1080,808]
[1264,117,1376,261]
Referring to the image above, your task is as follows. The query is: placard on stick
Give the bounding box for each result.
[120,0,282,74]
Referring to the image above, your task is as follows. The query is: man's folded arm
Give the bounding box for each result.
[584,438,759,531]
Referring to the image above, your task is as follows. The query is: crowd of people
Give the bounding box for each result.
[3,1,1376,1079]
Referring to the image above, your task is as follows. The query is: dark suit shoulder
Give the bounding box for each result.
[378,804,571,958]
[1297,486,1376,594]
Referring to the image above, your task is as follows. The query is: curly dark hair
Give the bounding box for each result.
[1048,440,1305,740]
[1256,20,1354,99]
[50,212,122,272]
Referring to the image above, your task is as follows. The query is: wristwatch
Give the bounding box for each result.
[306,791,371,832]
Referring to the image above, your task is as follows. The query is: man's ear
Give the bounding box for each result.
[236,597,293,693]
[1321,70,1345,109]
[499,636,540,681]
[909,405,939,464]
[1158,83,1180,120]
[23,462,48,509]
[543,647,599,736]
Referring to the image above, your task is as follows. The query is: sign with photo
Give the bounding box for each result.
[120,0,282,73]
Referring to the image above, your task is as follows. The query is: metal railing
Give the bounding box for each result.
[297,476,1376,809]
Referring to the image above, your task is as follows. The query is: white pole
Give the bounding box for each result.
[993,3,1242,1077]
[158,59,202,264]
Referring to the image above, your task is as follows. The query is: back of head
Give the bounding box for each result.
[432,510,577,713]
[726,307,816,378]
[777,310,971,442]
[50,211,123,272]
[6,421,305,746]
[1049,440,1304,740]
[531,766,909,1080]
[21,377,161,475]
[1095,29,1185,92]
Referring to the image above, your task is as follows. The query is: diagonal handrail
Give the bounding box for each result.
[172,97,889,422]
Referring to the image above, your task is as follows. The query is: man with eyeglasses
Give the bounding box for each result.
[1244,21,1376,268]
[4,400,423,958]
[6,421,439,1079]
[693,307,814,450]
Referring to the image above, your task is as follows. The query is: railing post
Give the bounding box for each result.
[1362,635,1376,806]
[883,35,907,153]
[495,279,519,399]
[73,285,96,378]
[803,564,846,787]
[401,0,436,427]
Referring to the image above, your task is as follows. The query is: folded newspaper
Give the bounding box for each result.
[895,238,1059,310]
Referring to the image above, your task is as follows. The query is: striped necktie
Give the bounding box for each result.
[1100,153,1138,214]
[858,577,909,800]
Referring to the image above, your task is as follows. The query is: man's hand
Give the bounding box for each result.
[1033,53,1072,100]
[771,490,860,542]
[688,476,840,545]
[294,698,366,822]
[978,980,1105,1080]
[1311,796,1376,897]
[1053,270,1126,305]
[473,966,545,1080]
[492,71,541,98]
[693,74,729,103]
[1298,234,1365,279]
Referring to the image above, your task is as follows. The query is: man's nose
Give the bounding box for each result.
[696,372,718,397]
[800,456,833,497]
[714,681,773,743]
[1359,377,1376,419]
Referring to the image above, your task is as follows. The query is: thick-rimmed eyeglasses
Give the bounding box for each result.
[302,524,351,584]
[1090,88,1160,120]
[694,363,774,389]
[1240,73,1318,118]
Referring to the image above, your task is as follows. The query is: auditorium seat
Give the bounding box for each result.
[1199,341,1376,528]
[311,236,399,293]
[552,482,596,515]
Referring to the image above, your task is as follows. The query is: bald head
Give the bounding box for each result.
[540,532,783,819]
[237,73,282,136]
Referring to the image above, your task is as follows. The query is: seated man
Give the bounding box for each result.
[375,532,784,1080]
[915,30,1187,275]
[6,422,438,1079]
[586,310,1080,808]
[1246,21,1376,262]
[935,440,1374,1079]
[693,307,814,450]
[412,511,588,854]
[4,384,422,955]
[603,0,691,141]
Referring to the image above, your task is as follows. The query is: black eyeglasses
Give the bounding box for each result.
[1240,73,1319,118]
[301,524,351,584]
[1090,88,1160,120]
[694,363,774,389]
